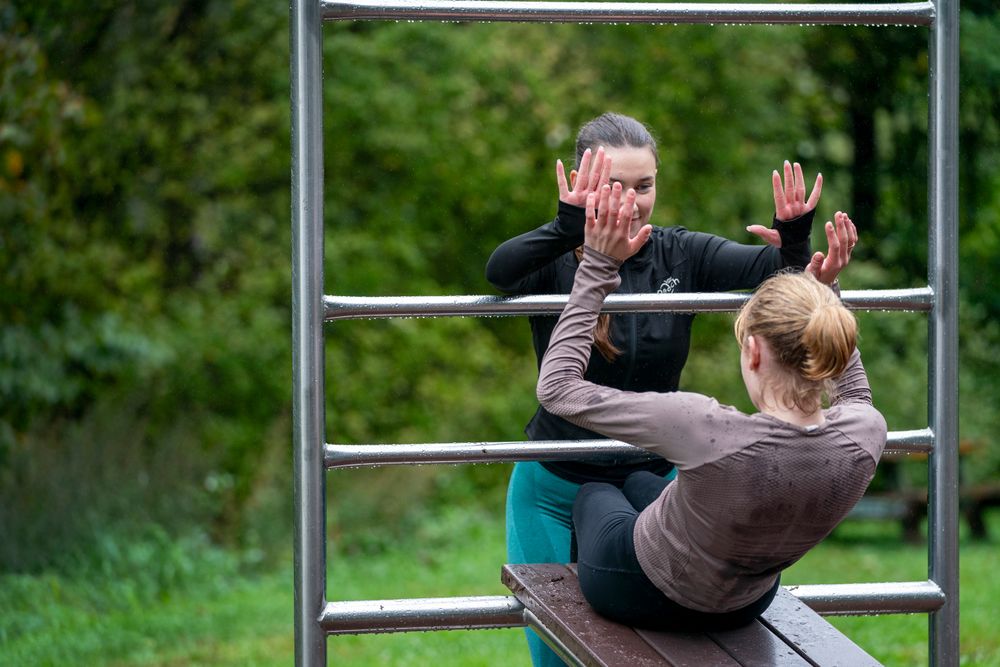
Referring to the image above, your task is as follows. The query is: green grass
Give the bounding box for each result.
[1,509,998,666]
[782,519,1000,666]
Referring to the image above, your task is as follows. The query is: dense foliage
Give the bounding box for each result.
[1,1,998,570]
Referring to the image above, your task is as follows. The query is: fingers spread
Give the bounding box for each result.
[746,225,782,248]
[834,212,849,260]
[793,162,805,203]
[618,186,635,226]
[825,219,841,260]
[607,182,623,227]
[844,213,857,252]
[783,160,794,205]
[772,170,786,210]
[805,251,826,279]
[806,172,823,210]
[599,154,612,190]
[576,148,592,191]
[598,183,611,222]
[556,159,569,197]
[631,224,653,252]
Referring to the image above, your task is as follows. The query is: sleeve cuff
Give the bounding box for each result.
[582,244,624,268]
[555,201,587,239]
[772,208,815,246]
[569,246,623,310]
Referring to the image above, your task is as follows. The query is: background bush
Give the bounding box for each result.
[1,1,998,570]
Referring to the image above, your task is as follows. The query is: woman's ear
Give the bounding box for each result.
[745,335,761,371]
[569,169,578,189]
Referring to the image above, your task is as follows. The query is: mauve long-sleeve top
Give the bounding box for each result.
[537,246,887,613]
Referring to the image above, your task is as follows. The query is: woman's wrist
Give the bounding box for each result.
[555,200,587,238]
[582,244,623,266]
[772,208,816,246]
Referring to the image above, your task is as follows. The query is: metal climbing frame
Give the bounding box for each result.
[291,1,959,665]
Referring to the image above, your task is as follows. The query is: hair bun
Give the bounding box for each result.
[800,302,856,381]
[734,271,858,413]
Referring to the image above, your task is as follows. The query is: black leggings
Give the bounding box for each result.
[571,471,780,632]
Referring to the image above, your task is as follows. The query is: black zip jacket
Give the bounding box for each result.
[486,200,815,484]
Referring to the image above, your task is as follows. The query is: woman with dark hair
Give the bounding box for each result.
[486,111,846,665]
[535,182,884,630]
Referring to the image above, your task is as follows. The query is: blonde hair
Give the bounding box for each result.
[734,271,857,412]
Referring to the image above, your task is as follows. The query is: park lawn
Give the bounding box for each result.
[783,519,1000,666]
[1,508,997,666]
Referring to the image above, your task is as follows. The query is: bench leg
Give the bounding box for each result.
[901,502,925,543]
[966,506,986,540]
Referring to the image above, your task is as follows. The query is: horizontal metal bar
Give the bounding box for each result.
[325,439,657,468]
[320,595,526,634]
[319,580,944,635]
[325,429,932,468]
[322,0,934,26]
[323,288,933,321]
[788,580,946,616]
[886,428,934,455]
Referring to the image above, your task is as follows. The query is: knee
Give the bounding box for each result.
[573,482,615,514]
[623,470,671,511]
[576,481,616,499]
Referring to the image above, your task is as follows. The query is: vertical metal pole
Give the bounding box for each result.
[927,0,960,664]
[291,0,326,664]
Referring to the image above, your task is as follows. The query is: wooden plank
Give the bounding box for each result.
[504,564,738,666]
[560,564,739,666]
[635,628,741,667]
[503,564,882,667]
[707,619,813,666]
[760,588,883,666]
[502,563,671,667]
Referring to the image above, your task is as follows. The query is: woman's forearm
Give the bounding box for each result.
[485,202,587,293]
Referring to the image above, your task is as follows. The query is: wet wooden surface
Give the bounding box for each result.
[502,563,882,667]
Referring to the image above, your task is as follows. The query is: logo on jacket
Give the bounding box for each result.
[657,277,680,293]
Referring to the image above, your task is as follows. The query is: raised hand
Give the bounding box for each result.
[585,182,652,262]
[805,211,858,285]
[746,160,823,247]
[557,146,612,207]
[773,160,822,221]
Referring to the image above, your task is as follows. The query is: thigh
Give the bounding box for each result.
[622,470,673,511]
[506,463,579,667]
[572,482,641,570]
[506,462,581,564]
[572,483,667,624]
[571,482,784,633]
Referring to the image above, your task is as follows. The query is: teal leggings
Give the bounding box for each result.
[505,462,676,667]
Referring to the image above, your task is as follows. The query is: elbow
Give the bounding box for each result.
[484,263,503,291]
[535,374,564,413]
[535,380,555,410]
[484,256,512,293]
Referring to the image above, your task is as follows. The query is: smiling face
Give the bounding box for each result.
[602,145,657,237]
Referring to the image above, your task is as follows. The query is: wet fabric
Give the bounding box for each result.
[538,247,887,613]
[486,201,815,484]
[573,476,780,631]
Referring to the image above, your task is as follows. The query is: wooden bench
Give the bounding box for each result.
[848,487,928,543]
[963,482,1000,539]
[502,563,882,667]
